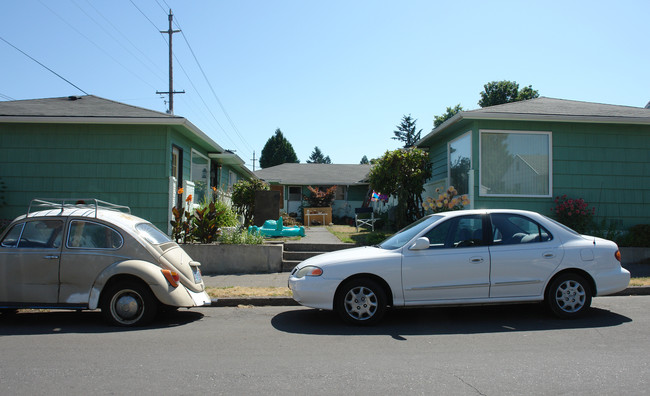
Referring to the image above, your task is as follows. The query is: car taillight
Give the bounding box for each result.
[615,250,621,262]
[162,269,180,287]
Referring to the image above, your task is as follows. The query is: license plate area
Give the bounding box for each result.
[191,266,202,284]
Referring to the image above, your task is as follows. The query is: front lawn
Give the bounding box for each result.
[327,225,390,245]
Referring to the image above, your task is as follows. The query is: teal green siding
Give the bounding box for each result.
[1,123,167,229]
[420,119,650,230]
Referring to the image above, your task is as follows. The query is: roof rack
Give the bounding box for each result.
[27,198,131,218]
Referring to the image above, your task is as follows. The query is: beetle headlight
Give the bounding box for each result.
[294,266,323,278]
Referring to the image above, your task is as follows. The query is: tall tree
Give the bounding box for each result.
[433,104,464,128]
[360,155,369,165]
[368,148,432,228]
[392,114,422,148]
[259,128,299,168]
[306,146,332,164]
[478,80,539,108]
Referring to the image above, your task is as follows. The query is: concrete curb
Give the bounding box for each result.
[209,286,650,307]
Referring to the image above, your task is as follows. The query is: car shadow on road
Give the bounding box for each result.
[271,303,632,337]
[0,309,204,336]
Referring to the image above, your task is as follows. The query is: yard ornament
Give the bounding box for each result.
[248,216,306,238]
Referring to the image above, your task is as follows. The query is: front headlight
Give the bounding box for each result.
[294,265,323,278]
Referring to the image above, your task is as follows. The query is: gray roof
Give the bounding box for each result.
[417,97,650,146]
[0,95,177,119]
[0,94,225,153]
[255,163,372,185]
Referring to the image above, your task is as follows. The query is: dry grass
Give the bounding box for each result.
[206,286,292,298]
[629,277,650,287]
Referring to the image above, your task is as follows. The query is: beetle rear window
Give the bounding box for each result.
[136,223,172,245]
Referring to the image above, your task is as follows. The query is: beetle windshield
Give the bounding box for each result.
[379,215,442,250]
[136,223,172,245]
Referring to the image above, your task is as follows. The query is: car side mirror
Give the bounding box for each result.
[410,237,430,251]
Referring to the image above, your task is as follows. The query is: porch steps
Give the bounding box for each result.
[281,243,352,272]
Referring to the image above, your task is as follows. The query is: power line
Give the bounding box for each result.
[170,13,254,154]
[38,0,158,91]
[0,35,88,95]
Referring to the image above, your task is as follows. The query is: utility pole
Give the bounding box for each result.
[250,151,257,171]
[156,9,184,114]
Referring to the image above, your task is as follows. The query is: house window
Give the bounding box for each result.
[228,170,237,191]
[448,132,471,195]
[480,130,552,197]
[191,150,210,203]
[335,186,346,201]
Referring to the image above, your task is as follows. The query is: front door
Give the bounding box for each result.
[0,220,63,303]
[401,214,490,302]
[287,186,302,216]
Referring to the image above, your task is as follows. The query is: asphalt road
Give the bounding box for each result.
[1,296,648,395]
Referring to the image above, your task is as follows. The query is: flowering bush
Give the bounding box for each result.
[422,186,469,213]
[552,195,595,234]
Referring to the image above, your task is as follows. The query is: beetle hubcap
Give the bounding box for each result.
[111,290,144,323]
[344,286,378,320]
[554,280,586,313]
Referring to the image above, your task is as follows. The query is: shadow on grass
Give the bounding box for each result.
[271,303,631,338]
[0,308,204,336]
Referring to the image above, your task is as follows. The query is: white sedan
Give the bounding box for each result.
[288,209,630,325]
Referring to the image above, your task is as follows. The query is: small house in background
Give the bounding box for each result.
[254,163,373,223]
[416,97,650,229]
[0,95,256,231]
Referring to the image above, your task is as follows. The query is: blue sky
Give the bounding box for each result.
[2,1,649,170]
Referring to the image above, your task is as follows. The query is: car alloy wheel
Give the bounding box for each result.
[546,273,592,318]
[336,278,386,325]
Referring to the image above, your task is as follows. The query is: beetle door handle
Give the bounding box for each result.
[44,255,60,260]
[470,257,484,263]
[543,252,555,259]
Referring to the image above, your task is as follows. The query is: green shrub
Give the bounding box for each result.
[219,228,264,245]
[618,224,650,247]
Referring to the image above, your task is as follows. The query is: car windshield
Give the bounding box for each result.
[135,223,172,245]
[379,215,442,250]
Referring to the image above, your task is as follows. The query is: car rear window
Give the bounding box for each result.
[135,223,172,245]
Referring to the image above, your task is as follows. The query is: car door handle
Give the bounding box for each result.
[543,252,555,259]
[470,257,484,264]
[44,255,60,260]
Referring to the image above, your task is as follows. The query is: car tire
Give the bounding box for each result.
[545,273,592,319]
[100,281,158,327]
[335,278,387,325]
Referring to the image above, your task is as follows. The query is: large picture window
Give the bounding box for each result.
[480,130,551,197]
[448,132,471,195]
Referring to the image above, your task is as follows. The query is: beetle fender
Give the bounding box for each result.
[88,260,196,309]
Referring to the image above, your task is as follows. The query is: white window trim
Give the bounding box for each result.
[447,130,472,192]
[479,129,553,198]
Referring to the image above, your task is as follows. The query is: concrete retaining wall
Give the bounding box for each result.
[181,244,283,275]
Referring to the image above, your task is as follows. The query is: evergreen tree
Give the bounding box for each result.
[306,146,332,164]
[392,114,422,148]
[360,155,369,164]
[259,129,299,168]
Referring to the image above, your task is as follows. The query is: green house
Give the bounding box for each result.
[416,97,650,230]
[0,95,255,231]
